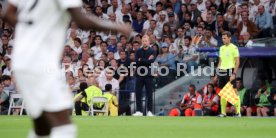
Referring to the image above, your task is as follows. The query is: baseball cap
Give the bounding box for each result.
[161,42,168,48]
[190,2,196,5]
[168,12,174,17]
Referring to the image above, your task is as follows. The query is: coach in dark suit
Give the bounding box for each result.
[134,35,156,116]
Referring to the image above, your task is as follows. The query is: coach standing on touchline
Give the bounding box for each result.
[214,31,240,117]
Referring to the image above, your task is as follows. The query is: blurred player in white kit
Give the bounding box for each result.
[3,0,131,138]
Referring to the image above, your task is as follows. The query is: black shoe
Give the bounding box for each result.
[217,114,226,117]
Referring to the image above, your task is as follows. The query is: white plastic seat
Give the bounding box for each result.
[8,93,25,115]
[88,96,108,116]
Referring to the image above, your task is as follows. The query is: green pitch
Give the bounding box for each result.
[0,116,275,138]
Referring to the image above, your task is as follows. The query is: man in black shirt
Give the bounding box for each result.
[133,35,156,116]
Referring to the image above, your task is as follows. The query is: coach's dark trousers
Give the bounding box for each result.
[135,76,153,115]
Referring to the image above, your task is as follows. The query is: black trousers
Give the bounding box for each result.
[74,102,89,116]
[119,86,131,115]
[135,76,153,115]
[217,69,234,89]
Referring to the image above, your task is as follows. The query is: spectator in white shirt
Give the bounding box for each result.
[114,42,123,60]
[66,22,83,42]
[77,52,94,69]
[142,10,155,33]
[4,45,12,59]
[156,11,168,35]
[95,41,109,61]
[98,68,120,93]
[145,20,161,39]
[91,35,102,57]
[107,0,121,15]
[115,4,132,24]
[95,6,109,21]
[61,56,75,79]
[2,58,11,76]
[72,37,82,54]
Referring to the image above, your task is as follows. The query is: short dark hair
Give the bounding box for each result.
[236,77,242,82]
[120,35,127,39]
[147,10,156,17]
[216,13,223,17]
[135,34,142,38]
[101,41,108,46]
[105,84,112,91]
[74,37,82,44]
[184,21,191,26]
[222,31,232,37]
[95,35,102,40]
[189,84,196,90]
[102,53,108,57]
[210,4,217,9]
[1,75,11,81]
[207,83,214,88]
[156,2,163,7]
[184,36,192,41]
[79,82,88,92]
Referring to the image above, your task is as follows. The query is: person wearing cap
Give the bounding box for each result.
[168,11,180,32]
[155,42,176,86]
[156,11,168,36]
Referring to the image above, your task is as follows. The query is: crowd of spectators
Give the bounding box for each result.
[0,0,276,116]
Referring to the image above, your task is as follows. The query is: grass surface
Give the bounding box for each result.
[0,116,276,138]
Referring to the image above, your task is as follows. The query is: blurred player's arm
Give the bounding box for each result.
[68,8,131,36]
[2,3,18,26]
